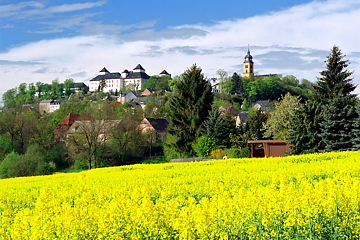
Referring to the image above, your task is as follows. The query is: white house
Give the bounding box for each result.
[39,100,62,114]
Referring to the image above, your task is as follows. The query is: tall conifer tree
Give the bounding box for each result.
[319,96,357,151]
[314,45,357,100]
[230,72,243,95]
[315,46,358,151]
[165,64,213,157]
[289,46,358,154]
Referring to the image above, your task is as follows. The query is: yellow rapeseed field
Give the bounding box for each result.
[1,151,360,239]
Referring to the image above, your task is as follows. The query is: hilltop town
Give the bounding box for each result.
[0,46,357,178]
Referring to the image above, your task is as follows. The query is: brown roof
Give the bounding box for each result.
[145,118,169,131]
[56,114,93,129]
[248,140,287,144]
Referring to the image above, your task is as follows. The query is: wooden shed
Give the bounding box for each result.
[247,140,292,158]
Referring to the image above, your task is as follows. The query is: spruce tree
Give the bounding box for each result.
[201,109,229,147]
[314,45,357,100]
[289,46,358,154]
[314,46,358,152]
[319,96,357,152]
[351,105,360,150]
[165,64,213,157]
[230,72,243,95]
[245,108,268,140]
[287,100,324,154]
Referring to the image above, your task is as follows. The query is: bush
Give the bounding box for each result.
[0,144,55,179]
[46,143,69,170]
[192,136,217,157]
[0,151,20,178]
[74,157,89,170]
[210,149,226,159]
[224,147,250,158]
[141,156,169,164]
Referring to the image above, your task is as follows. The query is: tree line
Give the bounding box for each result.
[2,78,88,108]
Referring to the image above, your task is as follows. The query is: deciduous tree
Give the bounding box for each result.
[263,93,301,140]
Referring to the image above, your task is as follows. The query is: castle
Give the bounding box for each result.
[88,64,170,93]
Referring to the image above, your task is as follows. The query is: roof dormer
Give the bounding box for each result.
[99,67,110,75]
[121,69,129,78]
[133,64,145,73]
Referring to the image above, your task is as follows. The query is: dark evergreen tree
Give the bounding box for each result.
[314,45,357,101]
[351,105,360,150]
[288,46,358,154]
[230,72,243,95]
[201,109,229,147]
[319,96,357,152]
[165,64,213,157]
[313,46,358,152]
[245,108,268,140]
[287,100,324,154]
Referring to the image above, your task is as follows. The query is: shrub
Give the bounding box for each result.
[0,151,20,178]
[0,144,55,178]
[210,148,226,159]
[224,147,251,158]
[192,136,217,157]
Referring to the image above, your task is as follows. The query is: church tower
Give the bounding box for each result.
[243,46,254,78]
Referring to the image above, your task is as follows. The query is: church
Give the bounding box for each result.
[242,46,277,78]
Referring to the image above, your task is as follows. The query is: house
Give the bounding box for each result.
[219,105,240,117]
[67,120,122,142]
[209,78,220,93]
[130,96,148,109]
[119,91,137,103]
[102,94,119,101]
[138,117,169,139]
[66,82,89,93]
[254,100,271,112]
[236,111,248,126]
[89,64,151,93]
[54,113,93,142]
[39,100,62,115]
[141,88,155,96]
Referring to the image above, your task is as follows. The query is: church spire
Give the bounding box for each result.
[244,45,253,63]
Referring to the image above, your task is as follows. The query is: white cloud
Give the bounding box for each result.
[1,0,360,97]
[0,1,106,19]
[46,1,106,13]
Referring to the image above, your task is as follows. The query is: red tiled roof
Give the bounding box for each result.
[57,114,93,128]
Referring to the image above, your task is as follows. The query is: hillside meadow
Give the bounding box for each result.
[1,151,360,239]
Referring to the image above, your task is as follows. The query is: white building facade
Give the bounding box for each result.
[89,64,152,93]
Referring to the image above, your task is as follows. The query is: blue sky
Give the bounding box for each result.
[1,0,360,97]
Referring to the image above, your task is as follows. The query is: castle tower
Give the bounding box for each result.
[243,46,254,78]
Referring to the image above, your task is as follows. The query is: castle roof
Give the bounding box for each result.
[134,64,145,71]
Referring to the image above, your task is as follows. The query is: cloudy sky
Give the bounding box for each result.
[1,0,360,97]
